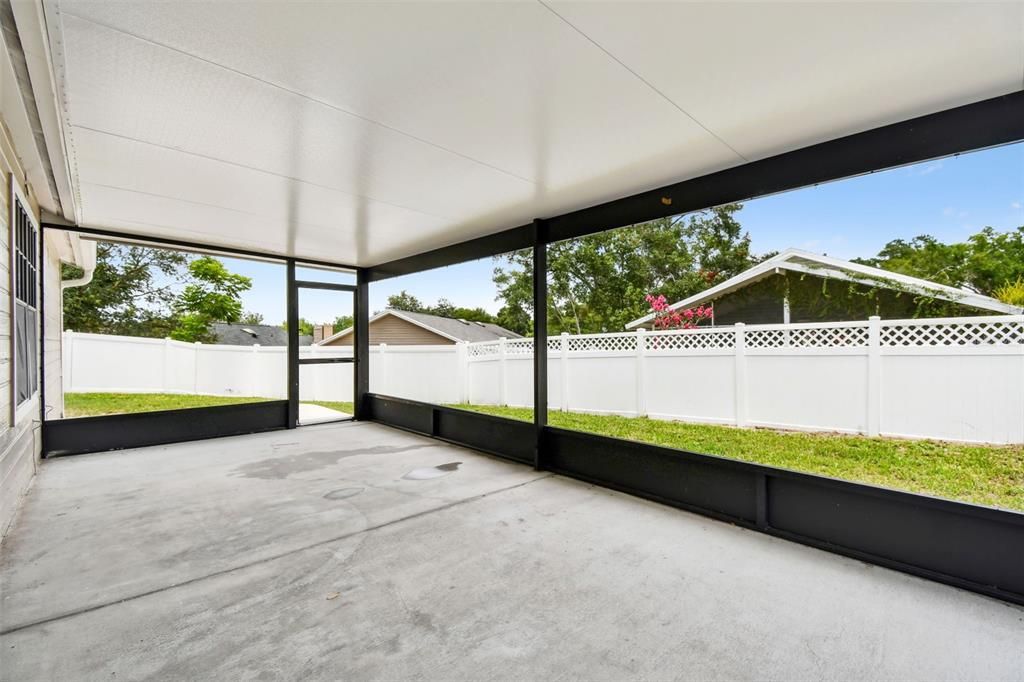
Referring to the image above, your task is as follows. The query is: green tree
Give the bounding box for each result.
[170,257,252,342]
[995,277,1024,307]
[384,292,498,325]
[239,311,265,325]
[386,291,426,312]
[62,243,192,337]
[279,318,315,337]
[855,226,1024,298]
[333,315,354,330]
[493,204,762,334]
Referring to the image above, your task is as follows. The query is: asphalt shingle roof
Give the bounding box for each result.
[211,323,312,346]
[392,310,522,342]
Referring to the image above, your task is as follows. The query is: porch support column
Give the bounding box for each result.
[532,219,548,470]
[354,268,370,419]
[286,259,299,428]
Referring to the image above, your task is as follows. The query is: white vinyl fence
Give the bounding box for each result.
[63,314,1024,444]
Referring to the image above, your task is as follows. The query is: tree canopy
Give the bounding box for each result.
[169,257,252,342]
[63,243,190,337]
[63,244,252,342]
[492,204,765,335]
[853,226,1024,300]
[384,291,497,325]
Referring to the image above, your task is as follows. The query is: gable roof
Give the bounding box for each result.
[625,248,1022,329]
[318,309,522,345]
[211,323,312,346]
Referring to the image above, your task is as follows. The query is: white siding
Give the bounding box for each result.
[0,124,41,539]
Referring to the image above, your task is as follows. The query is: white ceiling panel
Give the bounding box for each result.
[72,128,448,263]
[546,1,1024,160]
[39,0,1024,266]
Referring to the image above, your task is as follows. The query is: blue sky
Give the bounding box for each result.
[223,142,1024,324]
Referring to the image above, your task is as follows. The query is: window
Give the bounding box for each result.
[10,178,39,413]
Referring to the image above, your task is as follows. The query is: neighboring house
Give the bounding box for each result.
[317,309,521,346]
[626,249,1022,330]
[210,323,311,346]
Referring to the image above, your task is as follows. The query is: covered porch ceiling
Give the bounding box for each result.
[22,1,1024,267]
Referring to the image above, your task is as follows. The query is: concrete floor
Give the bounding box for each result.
[1,423,1023,681]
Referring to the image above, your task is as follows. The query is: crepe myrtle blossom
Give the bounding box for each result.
[644,294,712,329]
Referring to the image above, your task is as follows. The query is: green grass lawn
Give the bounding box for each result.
[62,393,1024,511]
[307,401,354,415]
[447,404,1024,512]
[64,392,273,417]
[65,393,355,419]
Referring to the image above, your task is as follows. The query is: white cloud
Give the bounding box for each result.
[1012,201,1022,210]
[909,160,944,176]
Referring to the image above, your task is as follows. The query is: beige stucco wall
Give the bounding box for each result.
[325,315,453,346]
[0,120,43,539]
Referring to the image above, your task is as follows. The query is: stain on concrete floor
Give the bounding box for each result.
[232,443,443,480]
[402,462,462,480]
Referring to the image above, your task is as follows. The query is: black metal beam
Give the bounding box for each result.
[365,394,534,464]
[286,259,299,428]
[43,400,289,457]
[298,357,354,365]
[367,223,534,282]
[532,220,548,470]
[40,222,359,272]
[353,269,370,419]
[294,280,357,292]
[366,90,1024,281]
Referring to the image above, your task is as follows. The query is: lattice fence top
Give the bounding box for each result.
[565,333,637,353]
[463,316,1024,357]
[746,324,869,349]
[467,341,500,357]
[880,318,1024,346]
[505,338,534,355]
[644,329,734,351]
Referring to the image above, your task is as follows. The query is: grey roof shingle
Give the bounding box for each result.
[393,310,522,342]
[319,309,522,344]
[211,323,312,346]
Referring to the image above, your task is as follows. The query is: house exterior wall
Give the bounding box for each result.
[43,232,63,420]
[325,315,453,346]
[639,273,995,329]
[0,120,42,539]
[712,277,786,325]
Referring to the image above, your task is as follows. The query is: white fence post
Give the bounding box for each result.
[734,323,747,428]
[162,337,172,393]
[560,332,569,411]
[499,337,508,407]
[455,341,468,404]
[635,328,646,417]
[250,344,261,398]
[193,341,202,394]
[379,343,389,395]
[867,316,881,437]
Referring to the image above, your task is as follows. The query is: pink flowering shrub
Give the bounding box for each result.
[644,294,712,330]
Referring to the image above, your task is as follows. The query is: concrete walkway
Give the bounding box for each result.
[298,402,350,424]
[1,422,1022,680]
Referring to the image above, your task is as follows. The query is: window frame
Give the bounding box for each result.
[10,175,39,425]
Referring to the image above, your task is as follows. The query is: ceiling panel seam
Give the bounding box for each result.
[79,181,355,234]
[537,0,750,164]
[76,213,317,258]
[57,8,539,186]
[71,124,452,222]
